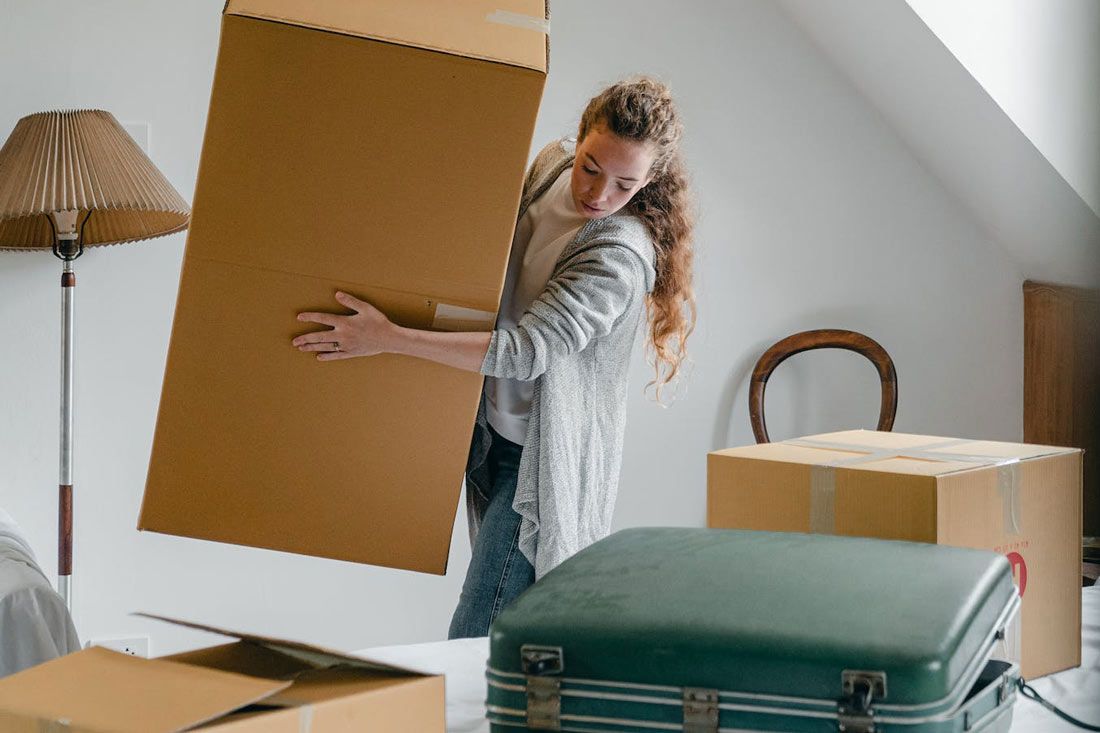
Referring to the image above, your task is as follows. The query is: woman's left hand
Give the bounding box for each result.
[293,291,397,361]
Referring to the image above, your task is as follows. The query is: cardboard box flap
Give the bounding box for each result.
[0,646,290,733]
[137,613,428,677]
[225,0,548,72]
[713,429,1079,476]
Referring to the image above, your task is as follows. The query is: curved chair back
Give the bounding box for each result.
[749,329,897,443]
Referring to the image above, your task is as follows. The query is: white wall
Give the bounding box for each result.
[907,0,1100,218]
[1,0,1028,655]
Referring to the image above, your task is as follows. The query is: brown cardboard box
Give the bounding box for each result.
[139,1,548,573]
[708,430,1083,679]
[0,615,443,732]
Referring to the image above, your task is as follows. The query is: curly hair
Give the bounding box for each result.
[578,77,696,402]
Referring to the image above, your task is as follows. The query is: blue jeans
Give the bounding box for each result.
[448,426,535,639]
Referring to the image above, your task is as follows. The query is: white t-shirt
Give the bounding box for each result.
[485,168,587,445]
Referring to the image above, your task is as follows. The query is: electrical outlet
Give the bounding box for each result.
[88,636,150,658]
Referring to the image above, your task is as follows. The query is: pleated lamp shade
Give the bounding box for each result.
[0,109,190,250]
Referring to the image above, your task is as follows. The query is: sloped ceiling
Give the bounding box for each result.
[907,0,1100,220]
[777,0,1100,288]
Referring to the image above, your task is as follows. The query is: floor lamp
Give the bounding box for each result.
[0,109,190,611]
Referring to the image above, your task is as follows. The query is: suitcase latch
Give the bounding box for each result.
[838,670,886,733]
[683,688,719,733]
[522,645,563,731]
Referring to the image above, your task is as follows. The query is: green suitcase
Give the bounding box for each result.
[486,528,1020,732]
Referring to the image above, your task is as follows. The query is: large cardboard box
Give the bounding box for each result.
[708,430,1082,679]
[0,615,444,731]
[139,1,549,573]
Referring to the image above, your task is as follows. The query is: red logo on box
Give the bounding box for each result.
[1006,552,1027,596]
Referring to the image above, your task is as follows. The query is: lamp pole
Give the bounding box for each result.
[52,210,82,611]
[59,257,74,608]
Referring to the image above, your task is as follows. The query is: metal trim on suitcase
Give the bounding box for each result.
[488,663,1017,731]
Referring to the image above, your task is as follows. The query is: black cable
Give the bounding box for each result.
[1017,678,1100,731]
[75,208,91,258]
[46,212,59,259]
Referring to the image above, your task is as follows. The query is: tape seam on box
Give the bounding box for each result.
[432,302,496,331]
[997,463,1023,536]
[787,438,1025,536]
[486,10,550,33]
[809,465,835,534]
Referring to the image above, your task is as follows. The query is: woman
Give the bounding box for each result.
[292,77,695,638]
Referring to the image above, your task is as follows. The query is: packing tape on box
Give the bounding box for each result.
[997,463,1023,535]
[432,302,495,332]
[486,9,550,33]
[40,719,71,732]
[266,694,314,732]
[809,464,835,534]
[786,437,1023,536]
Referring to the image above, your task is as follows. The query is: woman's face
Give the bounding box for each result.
[571,123,656,219]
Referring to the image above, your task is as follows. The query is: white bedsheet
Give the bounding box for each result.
[358,585,1100,733]
[0,508,80,678]
[356,636,492,733]
[1010,584,1100,733]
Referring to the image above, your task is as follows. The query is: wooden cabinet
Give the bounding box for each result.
[1024,280,1100,536]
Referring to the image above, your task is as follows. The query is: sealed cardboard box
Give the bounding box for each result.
[140,1,549,572]
[708,430,1082,679]
[0,615,443,731]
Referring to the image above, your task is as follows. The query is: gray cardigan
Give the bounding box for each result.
[465,139,657,580]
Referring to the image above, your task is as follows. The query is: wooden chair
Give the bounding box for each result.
[749,329,897,443]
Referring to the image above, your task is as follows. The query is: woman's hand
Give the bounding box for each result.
[293,291,396,361]
[294,290,493,372]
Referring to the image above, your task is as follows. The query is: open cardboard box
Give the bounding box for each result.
[708,429,1083,679]
[0,615,444,732]
[139,0,549,573]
